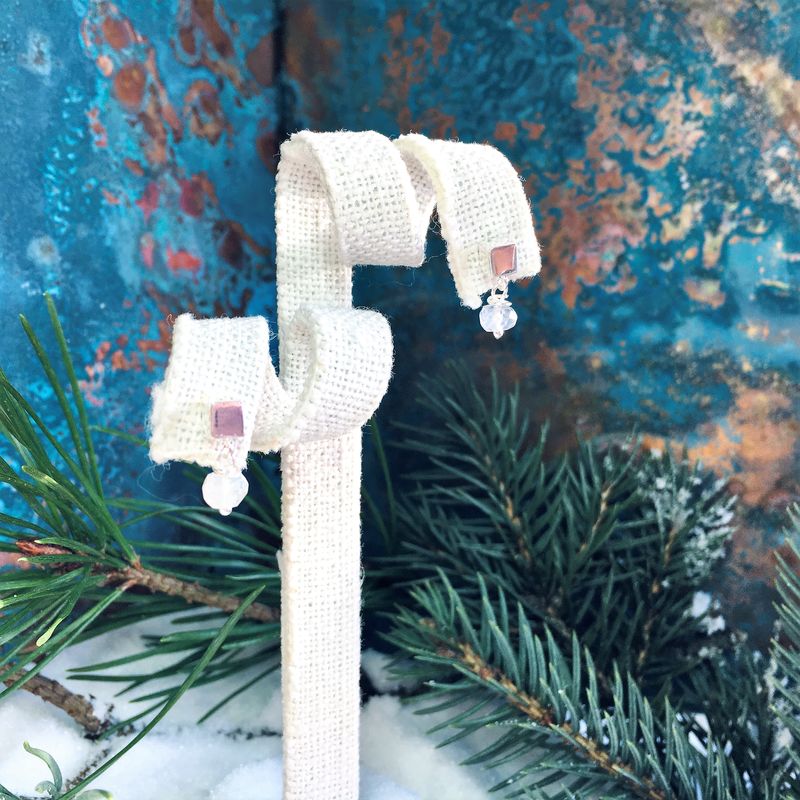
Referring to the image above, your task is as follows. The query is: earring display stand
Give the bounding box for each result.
[149,130,540,799]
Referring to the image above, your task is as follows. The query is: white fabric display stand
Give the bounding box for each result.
[149,131,540,799]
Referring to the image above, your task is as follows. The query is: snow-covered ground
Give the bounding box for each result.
[0,615,502,799]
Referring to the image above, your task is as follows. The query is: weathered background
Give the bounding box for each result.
[1,0,799,640]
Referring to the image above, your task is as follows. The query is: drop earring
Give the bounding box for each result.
[479,244,518,339]
[202,401,249,516]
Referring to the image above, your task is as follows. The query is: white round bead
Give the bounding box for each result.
[202,471,249,515]
[479,302,517,339]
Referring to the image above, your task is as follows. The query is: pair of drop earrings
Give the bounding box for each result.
[201,243,520,515]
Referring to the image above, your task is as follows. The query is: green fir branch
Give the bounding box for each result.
[386,364,736,699]
[379,363,794,798]
[387,572,743,799]
[770,513,800,796]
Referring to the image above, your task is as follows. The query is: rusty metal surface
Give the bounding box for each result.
[285,0,800,640]
[1,1,798,639]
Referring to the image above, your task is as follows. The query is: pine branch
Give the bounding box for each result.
[635,516,683,677]
[450,640,665,800]
[0,741,112,800]
[375,365,776,795]
[0,297,281,734]
[388,572,741,799]
[770,518,800,795]
[3,671,105,736]
[15,541,279,623]
[385,364,737,698]
[60,584,267,800]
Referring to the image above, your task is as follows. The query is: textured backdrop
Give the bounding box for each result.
[1,0,799,640]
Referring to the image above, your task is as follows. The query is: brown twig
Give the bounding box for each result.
[15,541,280,623]
[108,566,280,622]
[4,671,105,736]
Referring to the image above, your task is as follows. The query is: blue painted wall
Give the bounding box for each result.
[1,0,799,638]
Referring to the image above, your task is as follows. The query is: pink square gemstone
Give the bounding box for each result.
[490,244,517,277]
[211,402,244,438]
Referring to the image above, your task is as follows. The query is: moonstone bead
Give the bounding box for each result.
[479,302,518,339]
[202,471,249,516]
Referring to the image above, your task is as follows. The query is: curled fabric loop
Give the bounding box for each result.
[396,133,541,309]
[147,129,540,800]
[149,314,272,472]
[149,131,540,471]
[149,307,393,474]
[252,306,394,451]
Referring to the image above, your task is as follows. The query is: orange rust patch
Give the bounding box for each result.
[683,277,726,308]
[646,386,799,509]
[521,120,545,140]
[512,2,549,32]
[381,9,459,135]
[166,246,202,273]
[0,552,30,570]
[113,62,147,109]
[191,0,234,58]
[702,230,725,268]
[87,107,108,147]
[596,169,623,191]
[661,203,699,243]
[179,173,217,217]
[179,176,206,217]
[246,33,274,86]
[96,55,114,76]
[102,16,133,49]
[79,341,112,408]
[101,188,122,205]
[111,347,140,371]
[535,2,660,307]
[136,181,160,221]
[741,320,770,341]
[688,85,714,116]
[184,79,230,145]
[257,123,278,173]
[86,6,182,167]
[534,342,566,376]
[404,107,457,139]
[140,233,155,268]
[646,186,672,217]
[494,121,518,145]
[284,4,340,123]
[693,6,800,152]
[123,157,145,176]
[430,19,451,66]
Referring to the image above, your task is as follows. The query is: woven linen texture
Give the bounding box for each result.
[149,314,271,472]
[275,132,419,800]
[148,129,540,799]
[395,133,541,309]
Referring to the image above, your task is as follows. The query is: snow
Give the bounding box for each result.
[361,649,418,694]
[689,591,726,635]
[690,591,712,618]
[93,729,282,798]
[775,725,793,753]
[0,691,94,790]
[208,760,419,800]
[700,613,726,635]
[0,615,494,800]
[361,697,491,800]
